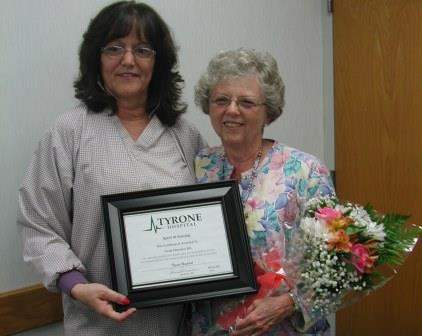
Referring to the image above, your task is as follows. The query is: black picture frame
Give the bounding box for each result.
[102,180,257,310]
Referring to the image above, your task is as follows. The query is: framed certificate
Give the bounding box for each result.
[102,180,257,310]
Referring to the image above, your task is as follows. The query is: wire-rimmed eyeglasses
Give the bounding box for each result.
[210,95,266,110]
[101,45,156,59]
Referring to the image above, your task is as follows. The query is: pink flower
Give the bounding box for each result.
[315,207,343,221]
[351,244,371,273]
[246,198,264,210]
[263,247,282,271]
[269,152,288,170]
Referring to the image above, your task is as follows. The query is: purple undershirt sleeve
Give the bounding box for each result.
[57,270,88,297]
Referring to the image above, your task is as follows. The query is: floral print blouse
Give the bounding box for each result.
[192,141,335,335]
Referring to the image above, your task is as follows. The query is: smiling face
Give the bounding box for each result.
[100,27,155,108]
[209,76,268,149]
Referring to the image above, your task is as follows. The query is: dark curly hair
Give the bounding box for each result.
[74,1,186,126]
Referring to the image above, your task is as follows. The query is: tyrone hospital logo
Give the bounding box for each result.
[144,212,203,233]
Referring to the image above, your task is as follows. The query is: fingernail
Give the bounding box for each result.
[121,297,130,305]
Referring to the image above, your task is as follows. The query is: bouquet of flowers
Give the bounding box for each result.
[199,195,421,335]
[284,195,422,320]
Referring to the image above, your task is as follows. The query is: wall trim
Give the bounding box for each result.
[0,284,63,336]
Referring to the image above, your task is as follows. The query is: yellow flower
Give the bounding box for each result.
[327,217,353,232]
[194,158,210,176]
[244,208,265,238]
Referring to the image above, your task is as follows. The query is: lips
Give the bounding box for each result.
[223,121,244,127]
[117,72,139,77]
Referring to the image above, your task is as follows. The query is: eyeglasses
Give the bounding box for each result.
[101,45,156,59]
[210,95,266,110]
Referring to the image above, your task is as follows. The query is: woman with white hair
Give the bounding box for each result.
[192,48,335,336]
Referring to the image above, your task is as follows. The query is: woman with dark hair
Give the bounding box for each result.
[17,1,204,335]
[74,0,185,126]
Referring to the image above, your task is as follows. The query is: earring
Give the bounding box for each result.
[97,76,117,100]
[97,76,106,92]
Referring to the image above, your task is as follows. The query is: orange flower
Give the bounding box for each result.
[326,217,353,232]
[362,240,379,273]
[365,255,378,273]
[327,229,352,252]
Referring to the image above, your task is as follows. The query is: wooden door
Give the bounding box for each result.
[333,1,422,335]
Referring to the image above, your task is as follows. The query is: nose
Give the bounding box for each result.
[225,99,241,115]
[121,49,135,66]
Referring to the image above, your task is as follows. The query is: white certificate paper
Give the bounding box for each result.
[123,203,234,288]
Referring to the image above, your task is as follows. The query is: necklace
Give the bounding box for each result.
[222,145,263,215]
